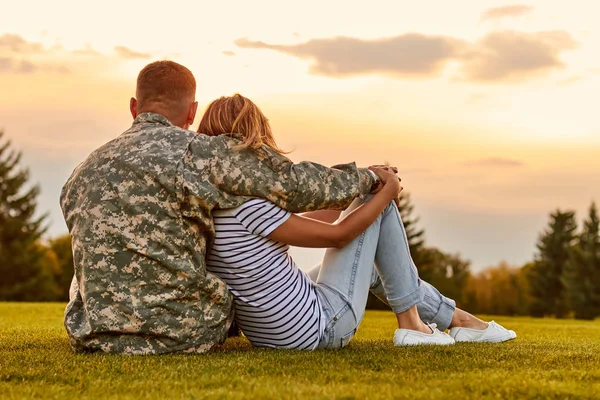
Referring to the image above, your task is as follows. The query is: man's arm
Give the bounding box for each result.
[187,135,376,213]
[271,159,375,212]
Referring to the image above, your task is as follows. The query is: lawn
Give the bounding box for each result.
[1,303,599,399]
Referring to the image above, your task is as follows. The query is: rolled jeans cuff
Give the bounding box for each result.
[387,283,425,315]
[426,293,456,331]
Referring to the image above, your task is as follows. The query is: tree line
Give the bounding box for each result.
[1,131,599,319]
[369,196,600,320]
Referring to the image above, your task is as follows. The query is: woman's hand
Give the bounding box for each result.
[369,167,402,200]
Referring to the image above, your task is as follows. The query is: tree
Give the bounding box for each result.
[396,192,426,264]
[395,193,472,294]
[419,248,471,306]
[0,130,54,301]
[48,234,75,301]
[463,262,532,316]
[528,210,577,318]
[563,203,600,320]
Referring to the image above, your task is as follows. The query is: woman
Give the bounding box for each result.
[200,94,516,350]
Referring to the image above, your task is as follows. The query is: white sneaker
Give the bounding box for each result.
[394,323,455,346]
[449,321,517,343]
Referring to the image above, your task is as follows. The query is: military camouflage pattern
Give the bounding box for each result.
[60,112,374,354]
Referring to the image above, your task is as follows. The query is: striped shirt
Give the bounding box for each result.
[207,199,325,350]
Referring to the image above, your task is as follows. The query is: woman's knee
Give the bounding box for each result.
[383,200,399,217]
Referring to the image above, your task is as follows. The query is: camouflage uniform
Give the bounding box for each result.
[60,112,374,354]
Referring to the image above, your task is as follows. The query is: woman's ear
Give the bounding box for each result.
[129,97,138,119]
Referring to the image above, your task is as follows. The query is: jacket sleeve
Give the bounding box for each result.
[185,135,374,213]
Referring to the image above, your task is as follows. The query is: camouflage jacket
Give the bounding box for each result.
[60,112,374,354]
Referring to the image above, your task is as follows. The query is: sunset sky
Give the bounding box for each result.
[1,0,599,270]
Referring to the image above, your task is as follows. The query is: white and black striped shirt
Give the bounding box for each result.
[207,199,325,350]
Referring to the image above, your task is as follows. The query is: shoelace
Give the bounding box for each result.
[489,321,507,331]
[427,323,439,334]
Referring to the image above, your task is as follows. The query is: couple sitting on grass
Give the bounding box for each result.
[61,61,516,355]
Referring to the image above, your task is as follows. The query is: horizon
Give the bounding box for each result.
[2,0,600,270]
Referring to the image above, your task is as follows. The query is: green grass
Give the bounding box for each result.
[1,304,599,399]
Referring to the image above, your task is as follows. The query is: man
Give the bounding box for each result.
[60,61,380,354]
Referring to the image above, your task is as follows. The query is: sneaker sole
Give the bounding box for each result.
[454,335,516,343]
[395,342,455,346]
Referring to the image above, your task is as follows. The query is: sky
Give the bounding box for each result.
[1,0,599,271]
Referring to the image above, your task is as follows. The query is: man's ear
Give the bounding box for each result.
[130,97,138,119]
[187,101,199,128]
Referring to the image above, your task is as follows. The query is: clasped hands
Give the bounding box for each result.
[368,165,403,201]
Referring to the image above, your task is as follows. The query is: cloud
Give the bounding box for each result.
[463,31,577,81]
[0,57,69,74]
[481,5,535,21]
[17,60,35,73]
[235,30,576,83]
[0,57,12,71]
[462,30,577,81]
[0,33,151,75]
[114,46,151,59]
[0,33,44,53]
[465,158,525,168]
[0,33,72,74]
[222,50,236,56]
[0,33,87,61]
[0,58,35,74]
[235,35,463,77]
[72,45,101,56]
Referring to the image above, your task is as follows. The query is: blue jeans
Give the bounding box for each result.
[307,199,456,349]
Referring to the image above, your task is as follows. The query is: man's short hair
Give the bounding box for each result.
[136,61,196,113]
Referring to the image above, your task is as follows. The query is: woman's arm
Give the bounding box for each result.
[299,210,342,223]
[268,168,401,249]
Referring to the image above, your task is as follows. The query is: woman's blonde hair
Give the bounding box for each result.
[198,94,286,154]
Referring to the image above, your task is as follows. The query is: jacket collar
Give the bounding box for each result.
[132,112,174,127]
